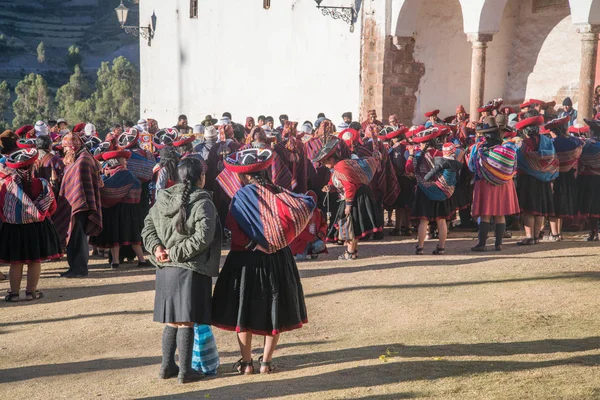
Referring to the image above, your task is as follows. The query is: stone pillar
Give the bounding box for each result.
[467,34,493,122]
[576,25,600,124]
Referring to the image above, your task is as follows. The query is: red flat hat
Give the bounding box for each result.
[424,109,440,118]
[225,148,275,174]
[434,124,451,136]
[93,142,113,161]
[539,126,550,135]
[504,129,517,139]
[15,125,34,137]
[529,99,544,105]
[477,105,494,113]
[568,125,590,135]
[544,116,570,131]
[515,115,545,130]
[407,125,426,139]
[6,148,38,169]
[102,150,132,161]
[16,138,37,149]
[117,128,140,149]
[412,126,442,143]
[385,127,409,141]
[173,136,195,147]
[519,101,532,109]
[72,122,87,134]
[153,128,179,149]
[339,128,360,146]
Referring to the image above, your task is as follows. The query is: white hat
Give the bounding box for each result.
[193,124,205,134]
[84,123,96,136]
[300,123,313,134]
[216,117,231,126]
[137,119,148,132]
[204,125,218,139]
[56,118,67,125]
[34,121,48,136]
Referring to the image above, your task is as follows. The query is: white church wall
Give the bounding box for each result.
[140,0,362,127]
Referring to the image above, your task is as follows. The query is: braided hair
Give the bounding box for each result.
[159,147,180,183]
[175,157,205,235]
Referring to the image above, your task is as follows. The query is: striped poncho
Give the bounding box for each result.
[414,150,457,201]
[0,165,55,224]
[579,139,600,176]
[517,134,559,182]
[100,166,142,208]
[469,142,517,186]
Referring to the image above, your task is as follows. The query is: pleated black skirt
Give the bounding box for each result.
[577,174,600,218]
[153,267,213,324]
[327,184,383,242]
[552,170,578,218]
[90,203,142,248]
[0,219,62,264]
[411,186,455,221]
[212,247,307,336]
[393,175,416,209]
[516,174,555,216]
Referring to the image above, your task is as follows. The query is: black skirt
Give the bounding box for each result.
[516,174,555,216]
[154,267,213,324]
[577,174,600,218]
[0,219,62,264]
[392,175,416,209]
[90,203,142,248]
[451,166,473,210]
[212,247,307,336]
[553,170,578,218]
[327,184,383,242]
[411,186,455,221]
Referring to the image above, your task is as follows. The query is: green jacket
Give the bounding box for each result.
[142,184,222,277]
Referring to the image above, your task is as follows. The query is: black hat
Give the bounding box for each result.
[584,118,600,137]
[311,137,340,164]
[563,97,573,107]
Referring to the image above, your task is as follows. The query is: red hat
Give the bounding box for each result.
[515,115,545,130]
[93,142,113,161]
[543,116,570,131]
[15,125,34,138]
[340,128,360,146]
[225,148,275,174]
[173,136,195,147]
[529,99,544,106]
[424,109,440,118]
[407,125,426,139]
[477,104,494,113]
[519,101,532,109]
[539,126,550,135]
[568,125,590,135]
[16,138,37,149]
[503,128,518,139]
[6,148,38,169]
[117,128,140,149]
[456,105,466,114]
[72,123,87,134]
[412,126,442,143]
[442,142,457,157]
[153,128,179,149]
[434,124,451,136]
[102,150,132,161]
[385,127,408,141]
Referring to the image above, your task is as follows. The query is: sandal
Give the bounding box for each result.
[5,292,19,302]
[258,356,275,374]
[338,251,356,260]
[586,231,599,242]
[25,290,44,301]
[415,246,424,255]
[517,238,536,246]
[432,245,445,255]
[233,358,254,375]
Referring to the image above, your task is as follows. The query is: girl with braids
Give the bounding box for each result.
[0,149,62,301]
[514,113,558,245]
[143,157,221,384]
[212,148,314,374]
[154,147,181,196]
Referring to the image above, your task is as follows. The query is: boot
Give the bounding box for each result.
[494,223,506,251]
[177,327,203,384]
[159,325,179,379]
[471,222,490,252]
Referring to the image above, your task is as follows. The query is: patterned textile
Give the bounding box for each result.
[556,147,583,173]
[517,134,559,182]
[54,151,103,244]
[414,150,457,201]
[334,158,379,186]
[0,166,54,224]
[127,149,155,182]
[579,139,600,176]
[100,166,142,208]
[192,324,220,376]
[469,142,517,186]
[230,183,316,253]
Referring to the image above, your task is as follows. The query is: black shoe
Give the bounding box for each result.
[178,370,204,384]
[59,271,71,277]
[373,232,384,240]
[158,364,179,380]
[471,245,487,252]
[137,261,152,268]
[111,264,119,269]
[62,273,88,278]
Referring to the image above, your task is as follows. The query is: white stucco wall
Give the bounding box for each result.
[504,0,580,107]
[140,0,362,127]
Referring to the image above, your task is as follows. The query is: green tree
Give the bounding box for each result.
[0,81,10,131]
[37,42,46,64]
[66,45,83,70]
[55,65,94,122]
[12,73,54,127]
[91,56,139,133]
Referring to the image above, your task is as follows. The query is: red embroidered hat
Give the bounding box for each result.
[173,135,195,147]
[515,115,545,130]
[16,138,37,149]
[543,116,570,131]
[93,142,113,161]
[529,99,544,106]
[424,109,440,118]
[6,148,38,169]
[519,101,532,109]
[83,135,102,150]
[15,125,34,138]
[385,127,409,141]
[477,104,494,113]
[568,125,590,135]
[153,128,179,149]
[504,128,518,139]
[102,150,132,161]
[412,126,442,143]
[117,128,140,149]
[407,125,426,139]
[72,122,87,134]
[225,148,275,174]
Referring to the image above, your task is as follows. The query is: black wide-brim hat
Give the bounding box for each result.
[311,137,340,163]
[584,118,600,136]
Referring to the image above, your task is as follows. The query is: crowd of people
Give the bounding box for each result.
[0,95,599,382]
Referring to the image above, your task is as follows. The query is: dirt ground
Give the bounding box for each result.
[1,232,600,399]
